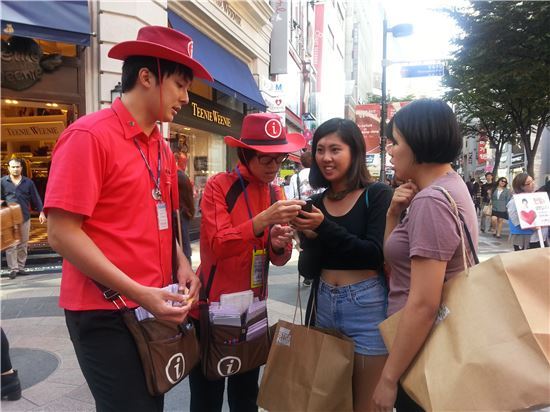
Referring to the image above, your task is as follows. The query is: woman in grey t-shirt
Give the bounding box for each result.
[372,99,479,411]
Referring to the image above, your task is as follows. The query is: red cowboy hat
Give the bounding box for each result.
[224,113,305,154]
[108,26,213,81]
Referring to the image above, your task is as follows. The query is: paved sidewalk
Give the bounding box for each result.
[0,242,308,411]
[1,232,539,411]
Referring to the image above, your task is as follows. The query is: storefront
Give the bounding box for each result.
[167,9,268,238]
[170,90,244,238]
[1,0,91,249]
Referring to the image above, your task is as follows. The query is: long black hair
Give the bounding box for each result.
[309,118,372,189]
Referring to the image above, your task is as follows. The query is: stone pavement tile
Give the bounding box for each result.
[65,384,94,404]
[23,381,78,407]
[0,397,39,412]
[29,397,95,412]
[47,367,86,386]
[58,356,80,370]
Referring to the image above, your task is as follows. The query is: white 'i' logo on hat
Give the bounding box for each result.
[188,41,194,57]
[265,119,282,139]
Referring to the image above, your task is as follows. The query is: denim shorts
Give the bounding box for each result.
[316,275,388,356]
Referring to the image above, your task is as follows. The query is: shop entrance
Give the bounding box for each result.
[1,99,78,249]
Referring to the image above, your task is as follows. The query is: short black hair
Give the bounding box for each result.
[390,99,461,164]
[485,172,494,177]
[309,118,372,189]
[237,148,257,165]
[121,56,194,92]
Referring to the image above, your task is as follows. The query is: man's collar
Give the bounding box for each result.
[111,98,161,142]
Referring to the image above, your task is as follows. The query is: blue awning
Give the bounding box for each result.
[168,11,266,111]
[1,1,92,46]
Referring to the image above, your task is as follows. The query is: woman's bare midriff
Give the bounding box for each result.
[321,268,379,287]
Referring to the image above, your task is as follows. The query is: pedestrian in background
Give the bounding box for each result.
[1,158,46,279]
[293,118,393,411]
[473,177,481,214]
[175,151,195,259]
[372,99,478,411]
[491,177,512,238]
[507,173,548,250]
[480,172,495,232]
[44,26,210,411]
[190,113,305,412]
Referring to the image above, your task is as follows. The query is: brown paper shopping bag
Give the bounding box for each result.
[380,248,550,411]
[257,320,355,412]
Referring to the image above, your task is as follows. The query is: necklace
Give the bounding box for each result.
[326,187,352,201]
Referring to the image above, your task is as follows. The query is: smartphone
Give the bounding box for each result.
[301,199,314,213]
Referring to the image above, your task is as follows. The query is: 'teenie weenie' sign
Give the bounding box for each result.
[513,192,550,229]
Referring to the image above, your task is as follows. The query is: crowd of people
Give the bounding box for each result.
[1,26,548,411]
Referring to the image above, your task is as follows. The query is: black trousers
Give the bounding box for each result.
[65,310,164,412]
[1,328,13,373]
[189,364,260,412]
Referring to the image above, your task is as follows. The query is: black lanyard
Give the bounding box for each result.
[134,138,162,200]
[235,166,254,219]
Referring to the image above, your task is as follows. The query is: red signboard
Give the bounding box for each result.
[478,136,488,163]
[313,4,324,92]
[355,102,410,154]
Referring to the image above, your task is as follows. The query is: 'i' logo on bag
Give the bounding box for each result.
[217,356,242,377]
[165,353,186,384]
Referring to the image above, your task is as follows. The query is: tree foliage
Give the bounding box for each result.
[443,1,550,176]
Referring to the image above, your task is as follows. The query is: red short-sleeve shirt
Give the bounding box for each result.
[45,98,179,310]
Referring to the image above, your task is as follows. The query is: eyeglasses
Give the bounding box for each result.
[523,180,535,186]
[256,153,288,166]
[500,181,507,184]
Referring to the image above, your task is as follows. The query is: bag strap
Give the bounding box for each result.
[200,183,277,302]
[296,171,301,200]
[433,186,479,271]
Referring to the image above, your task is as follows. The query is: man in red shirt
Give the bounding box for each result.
[45,26,212,411]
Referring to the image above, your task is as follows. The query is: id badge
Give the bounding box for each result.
[156,202,169,230]
[251,249,267,289]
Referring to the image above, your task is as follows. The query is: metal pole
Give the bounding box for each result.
[379,16,388,182]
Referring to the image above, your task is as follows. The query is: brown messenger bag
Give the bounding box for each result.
[1,202,24,251]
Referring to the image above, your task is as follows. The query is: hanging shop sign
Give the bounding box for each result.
[173,92,243,136]
[1,36,62,91]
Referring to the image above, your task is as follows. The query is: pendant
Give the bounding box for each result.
[152,188,162,201]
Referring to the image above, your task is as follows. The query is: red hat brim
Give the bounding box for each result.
[224,133,306,154]
[108,40,213,82]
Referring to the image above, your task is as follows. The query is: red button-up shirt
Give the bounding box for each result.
[45,98,178,310]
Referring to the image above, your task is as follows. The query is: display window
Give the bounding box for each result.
[169,124,227,217]
[1,99,78,248]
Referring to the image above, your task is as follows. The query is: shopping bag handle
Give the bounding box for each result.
[433,186,479,274]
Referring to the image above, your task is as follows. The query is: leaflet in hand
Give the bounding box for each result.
[134,283,185,321]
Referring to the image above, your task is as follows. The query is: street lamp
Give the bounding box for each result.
[379,17,413,182]
[110,81,122,103]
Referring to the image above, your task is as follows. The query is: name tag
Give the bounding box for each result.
[251,249,267,289]
[157,202,169,230]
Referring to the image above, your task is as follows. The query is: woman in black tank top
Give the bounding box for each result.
[292,118,393,411]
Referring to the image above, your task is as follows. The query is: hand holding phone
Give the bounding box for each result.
[301,199,314,213]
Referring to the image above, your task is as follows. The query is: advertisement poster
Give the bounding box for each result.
[355,102,410,155]
[513,192,550,229]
